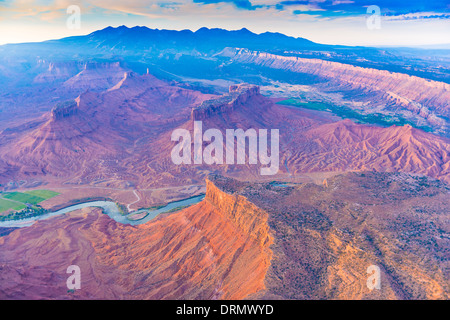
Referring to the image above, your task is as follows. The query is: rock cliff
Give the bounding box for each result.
[191,83,260,120]
[0,176,273,299]
[51,100,79,120]
[205,176,272,248]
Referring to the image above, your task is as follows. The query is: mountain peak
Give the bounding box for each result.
[237,27,252,34]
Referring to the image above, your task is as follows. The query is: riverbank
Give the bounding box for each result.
[0,194,205,229]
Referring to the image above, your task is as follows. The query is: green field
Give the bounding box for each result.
[277,98,433,132]
[0,198,26,212]
[3,192,47,205]
[0,189,60,214]
[25,190,60,199]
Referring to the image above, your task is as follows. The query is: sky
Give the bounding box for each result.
[0,0,449,46]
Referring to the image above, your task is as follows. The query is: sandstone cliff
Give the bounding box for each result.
[0,177,273,299]
[1,173,448,300]
[33,61,83,84]
[51,100,79,120]
[205,176,272,248]
[191,83,260,120]
[232,172,450,300]
[62,61,128,91]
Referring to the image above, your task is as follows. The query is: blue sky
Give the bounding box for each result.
[0,0,449,46]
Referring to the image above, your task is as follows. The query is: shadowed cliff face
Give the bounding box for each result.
[51,100,79,120]
[0,178,272,300]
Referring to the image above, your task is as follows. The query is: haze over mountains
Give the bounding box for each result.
[0,26,449,300]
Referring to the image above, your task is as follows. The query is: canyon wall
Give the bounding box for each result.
[1,173,448,300]
[223,48,450,122]
[205,177,272,248]
[225,172,450,300]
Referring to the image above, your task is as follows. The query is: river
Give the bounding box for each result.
[0,195,205,228]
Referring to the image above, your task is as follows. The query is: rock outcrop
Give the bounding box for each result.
[288,119,450,183]
[33,61,83,84]
[1,173,448,300]
[51,100,79,120]
[191,83,260,120]
[210,173,450,300]
[62,61,129,91]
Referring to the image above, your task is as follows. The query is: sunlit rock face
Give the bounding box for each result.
[0,177,273,300]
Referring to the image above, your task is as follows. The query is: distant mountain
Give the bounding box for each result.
[85,25,321,52]
[0,25,448,89]
[0,25,325,60]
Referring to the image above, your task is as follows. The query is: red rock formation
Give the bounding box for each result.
[191,83,259,120]
[205,178,272,247]
[287,119,450,183]
[0,178,272,299]
[1,73,449,189]
[51,100,79,120]
[33,61,83,84]
[62,61,128,91]
[208,173,450,300]
[1,173,448,300]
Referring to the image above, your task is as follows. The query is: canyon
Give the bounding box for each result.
[222,48,450,136]
[0,172,448,299]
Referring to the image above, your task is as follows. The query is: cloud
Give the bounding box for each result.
[1,0,449,46]
[193,0,257,10]
[2,0,449,20]
[332,0,353,4]
[383,12,450,21]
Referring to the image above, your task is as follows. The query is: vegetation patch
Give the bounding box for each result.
[3,192,46,205]
[165,204,192,213]
[0,199,26,213]
[0,205,47,221]
[25,190,60,199]
[277,98,434,132]
[0,189,59,215]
